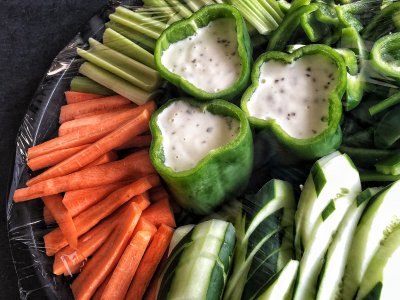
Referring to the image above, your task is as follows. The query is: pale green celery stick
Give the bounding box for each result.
[109,14,160,39]
[143,0,178,19]
[167,13,183,25]
[105,21,156,51]
[246,0,279,27]
[185,0,205,12]
[258,0,284,21]
[79,62,150,105]
[369,92,400,116]
[115,6,167,32]
[78,39,161,92]
[103,28,156,69]
[70,76,115,95]
[198,0,216,6]
[165,0,192,18]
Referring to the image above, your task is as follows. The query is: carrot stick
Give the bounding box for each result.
[27,111,150,186]
[101,231,152,300]
[65,91,103,104]
[86,151,118,167]
[14,150,155,201]
[142,198,176,228]
[62,180,134,217]
[27,101,156,159]
[53,206,124,276]
[27,144,89,171]
[59,95,131,123]
[150,186,169,202]
[125,224,174,300]
[71,202,141,300]
[116,134,152,150]
[43,175,159,255]
[42,195,78,249]
[134,217,157,237]
[92,272,112,300]
[58,101,148,136]
[143,252,168,300]
[133,193,152,211]
[43,205,55,224]
[72,105,134,120]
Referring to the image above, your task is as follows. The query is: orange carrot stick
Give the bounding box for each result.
[142,198,176,228]
[134,217,157,237]
[58,101,155,136]
[42,195,78,249]
[71,202,142,300]
[43,175,159,255]
[143,252,168,300]
[150,186,169,202]
[62,180,134,216]
[53,207,124,276]
[27,111,150,186]
[125,224,174,300]
[27,144,89,171]
[92,272,112,300]
[116,134,152,150]
[85,151,118,167]
[43,205,55,224]
[101,231,152,300]
[73,105,134,120]
[59,95,131,123]
[65,91,103,104]
[14,150,155,201]
[27,101,156,159]
[133,193,152,211]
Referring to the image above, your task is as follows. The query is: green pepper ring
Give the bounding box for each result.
[371,32,400,81]
[154,4,252,101]
[241,44,347,160]
[149,98,253,215]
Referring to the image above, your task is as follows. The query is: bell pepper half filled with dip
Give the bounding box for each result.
[241,44,346,160]
[149,98,253,215]
[154,4,252,101]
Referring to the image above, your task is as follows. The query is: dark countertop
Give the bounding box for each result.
[0,1,107,298]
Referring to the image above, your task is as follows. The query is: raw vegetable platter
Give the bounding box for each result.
[7,0,400,299]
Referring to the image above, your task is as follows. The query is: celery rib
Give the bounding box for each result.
[70,76,115,95]
[79,62,150,105]
[115,6,167,32]
[109,14,161,39]
[165,0,192,18]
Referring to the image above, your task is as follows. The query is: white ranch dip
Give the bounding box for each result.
[157,100,240,172]
[161,18,242,93]
[246,54,338,138]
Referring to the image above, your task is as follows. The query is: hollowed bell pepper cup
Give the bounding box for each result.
[149,98,253,215]
[154,4,252,101]
[241,44,347,160]
[371,32,400,81]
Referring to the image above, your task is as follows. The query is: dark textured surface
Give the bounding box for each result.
[0,1,107,298]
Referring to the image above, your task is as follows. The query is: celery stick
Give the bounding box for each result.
[115,6,167,32]
[77,39,161,92]
[375,153,400,176]
[109,14,160,39]
[197,0,216,7]
[257,0,284,21]
[103,28,156,69]
[369,92,400,116]
[165,0,192,18]
[244,0,279,27]
[143,0,178,19]
[185,0,205,12]
[70,76,115,95]
[360,170,400,182]
[105,21,156,51]
[167,13,183,25]
[79,62,150,105]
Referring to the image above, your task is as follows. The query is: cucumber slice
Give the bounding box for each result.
[356,224,400,300]
[316,187,382,300]
[224,179,295,300]
[257,259,299,300]
[342,180,400,299]
[295,152,361,256]
[168,224,194,256]
[158,219,235,300]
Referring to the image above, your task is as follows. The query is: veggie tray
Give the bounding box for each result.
[7,0,400,299]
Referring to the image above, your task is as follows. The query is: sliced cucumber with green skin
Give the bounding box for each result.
[158,219,235,300]
[168,224,194,256]
[342,180,400,300]
[356,224,400,300]
[257,259,299,300]
[224,179,295,300]
[293,167,361,300]
[316,188,382,300]
[295,152,361,256]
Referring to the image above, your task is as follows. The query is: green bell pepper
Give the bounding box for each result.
[241,44,346,160]
[154,4,252,101]
[336,0,380,32]
[371,32,400,81]
[149,98,253,215]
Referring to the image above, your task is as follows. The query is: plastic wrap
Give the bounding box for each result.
[6,0,400,299]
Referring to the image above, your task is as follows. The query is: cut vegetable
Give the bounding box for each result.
[70,76,115,96]
[64,91,103,104]
[142,197,176,228]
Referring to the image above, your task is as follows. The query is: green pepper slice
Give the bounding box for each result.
[241,44,346,160]
[150,98,253,215]
[154,4,252,101]
[371,32,400,81]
